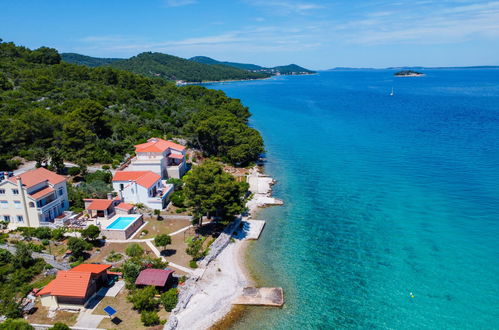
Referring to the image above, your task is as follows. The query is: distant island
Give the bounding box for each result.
[394,70,424,76]
[190,56,316,76]
[61,53,315,83]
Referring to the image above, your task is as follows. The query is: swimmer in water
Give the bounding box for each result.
[410,292,415,298]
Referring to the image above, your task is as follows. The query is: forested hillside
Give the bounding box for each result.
[61,53,122,67]
[0,41,264,170]
[189,56,316,74]
[106,52,269,82]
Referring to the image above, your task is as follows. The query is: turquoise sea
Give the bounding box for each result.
[209,69,499,329]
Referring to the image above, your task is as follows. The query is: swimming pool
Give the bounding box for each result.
[102,214,144,240]
[106,216,136,230]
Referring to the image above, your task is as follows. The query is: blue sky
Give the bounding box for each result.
[2,0,499,69]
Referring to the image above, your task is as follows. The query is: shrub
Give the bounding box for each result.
[128,286,158,311]
[49,323,71,330]
[141,229,149,235]
[51,228,65,241]
[0,318,34,330]
[67,167,80,176]
[140,310,160,326]
[33,227,52,239]
[41,239,50,246]
[101,165,110,170]
[122,260,141,283]
[160,288,178,312]
[81,225,100,240]
[178,275,187,284]
[189,260,198,268]
[125,243,144,258]
[106,251,123,262]
[154,234,171,250]
[170,190,186,207]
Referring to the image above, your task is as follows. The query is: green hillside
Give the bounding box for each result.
[189,56,315,74]
[0,41,264,169]
[108,52,270,82]
[61,53,122,67]
[190,56,264,71]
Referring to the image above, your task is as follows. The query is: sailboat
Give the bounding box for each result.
[390,87,394,96]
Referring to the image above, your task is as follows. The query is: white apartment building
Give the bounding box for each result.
[125,138,187,179]
[0,168,69,229]
[112,171,174,210]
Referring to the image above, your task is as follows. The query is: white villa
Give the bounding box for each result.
[126,138,187,179]
[112,171,174,210]
[0,168,69,229]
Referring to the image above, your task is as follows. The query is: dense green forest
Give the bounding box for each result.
[63,51,270,82]
[0,40,264,170]
[61,53,122,67]
[189,56,316,74]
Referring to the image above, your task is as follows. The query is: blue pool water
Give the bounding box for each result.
[106,216,136,230]
[209,69,499,329]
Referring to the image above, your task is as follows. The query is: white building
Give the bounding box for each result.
[112,171,174,210]
[126,138,187,179]
[0,168,69,229]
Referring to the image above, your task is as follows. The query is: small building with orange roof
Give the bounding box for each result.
[37,264,112,308]
[112,171,174,210]
[126,137,187,179]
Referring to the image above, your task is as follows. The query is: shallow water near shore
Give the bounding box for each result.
[208,69,499,329]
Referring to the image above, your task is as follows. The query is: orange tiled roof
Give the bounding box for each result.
[37,278,56,296]
[116,202,134,211]
[169,153,184,160]
[134,138,186,153]
[86,199,114,211]
[9,168,66,188]
[49,271,91,298]
[70,263,111,274]
[30,186,54,200]
[112,171,160,189]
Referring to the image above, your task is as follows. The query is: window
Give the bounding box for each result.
[58,188,63,196]
[0,201,7,209]
[16,215,23,223]
[3,215,10,222]
[14,201,21,209]
[119,184,124,191]
[0,189,5,194]
[29,202,35,208]
[12,189,19,195]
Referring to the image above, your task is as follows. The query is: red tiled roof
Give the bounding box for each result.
[9,168,66,188]
[49,271,92,298]
[135,269,174,287]
[116,202,134,211]
[169,153,184,160]
[112,171,160,189]
[37,279,56,296]
[30,186,54,200]
[135,138,186,153]
[86,199,114,211]
[70,263,111,274]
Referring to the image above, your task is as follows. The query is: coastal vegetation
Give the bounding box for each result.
[0,243,49,318]
[62,51,270,82]
[0,40,264,169]
[183,160,249,224]
[189,56,316,75]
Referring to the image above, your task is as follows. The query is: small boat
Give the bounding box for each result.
[390,87,394,96]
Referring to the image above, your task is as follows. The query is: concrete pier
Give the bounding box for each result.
[244,220,266,240]
[233,287,284,307]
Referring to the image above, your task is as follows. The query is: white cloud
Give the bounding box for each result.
[245,0,323,14]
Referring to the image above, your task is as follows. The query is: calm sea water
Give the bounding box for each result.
[208,69,499,329]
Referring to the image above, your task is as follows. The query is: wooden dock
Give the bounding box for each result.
[244,220,266,240]
[233,287,284,307]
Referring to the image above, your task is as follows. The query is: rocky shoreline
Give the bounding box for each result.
[164,167,281,330]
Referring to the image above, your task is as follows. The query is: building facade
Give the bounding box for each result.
[126,138,187,179]
[0,168,68,229]
[112,171,174,210]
